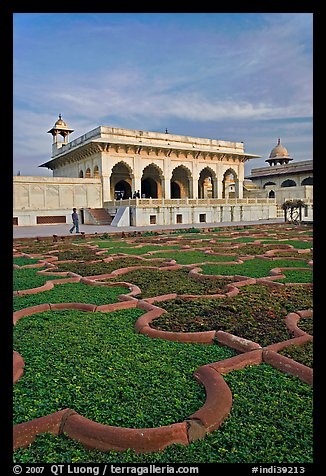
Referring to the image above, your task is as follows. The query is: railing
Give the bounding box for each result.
[104,197,277,208]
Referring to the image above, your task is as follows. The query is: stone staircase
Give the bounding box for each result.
[87,208,114,225]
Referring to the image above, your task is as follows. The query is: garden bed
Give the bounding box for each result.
[152,285,313,347]
[13,223,313,463]
[107,268,235,299]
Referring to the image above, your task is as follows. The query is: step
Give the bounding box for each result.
[87,208,113,225]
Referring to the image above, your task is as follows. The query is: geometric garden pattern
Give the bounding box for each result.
[13,224,313,463]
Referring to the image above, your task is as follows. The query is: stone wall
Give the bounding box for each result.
[106,198,277,227]
[13,176,102,226]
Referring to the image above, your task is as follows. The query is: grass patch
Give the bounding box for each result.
[13,308,235,427]
[260,240,312,249]
[279,341,313,368]
[154,285,313,346]
[108,268,234,298]
[13,281,128,311]
[102,245,182,256]
[151,250,238,265]
[51,257,165,276]
[13,257,41,266]
[13,225,314,464]
[13,267,61,291]
[200,258,310,278]
[277,268,313,284]
[13,364,313,464]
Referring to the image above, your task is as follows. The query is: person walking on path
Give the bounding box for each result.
[69,208,79,234]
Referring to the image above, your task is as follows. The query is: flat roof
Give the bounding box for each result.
[245,160,313,179]
[40,125,261,169]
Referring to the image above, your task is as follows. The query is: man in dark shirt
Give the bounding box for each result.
[69,208,79,234]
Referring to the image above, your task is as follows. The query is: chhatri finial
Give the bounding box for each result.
[277,137,281,145]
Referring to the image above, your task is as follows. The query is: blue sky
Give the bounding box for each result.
[13,13,313,176]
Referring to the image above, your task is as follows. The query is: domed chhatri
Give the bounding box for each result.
[266,138,293,166]
[47,115,74,151]
[54,114,68,128]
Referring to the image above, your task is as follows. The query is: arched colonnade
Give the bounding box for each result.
[107,161,242,200]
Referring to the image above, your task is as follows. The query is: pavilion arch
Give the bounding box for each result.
[222,168,239,198]
[263,181,276,188]
[170,165,193,198]
[85,167,91,178]
[281,179,297,187]
[198,167,217,198]
[301,177,313,186]
[93,165,100,178]
[110,161,134,199]
[141,163,164,198]
[79,170,84,178]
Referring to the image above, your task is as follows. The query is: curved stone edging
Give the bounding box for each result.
[186,365,232,438]
[13,277,80,296]
[262,349,313,386]
[285,310,313,338]
[261,309,313,385]
[13,351,24,384]
[13,409,77,451]
[62,415,189,453]
[189,266,257,286]
[13,237,314,454]
[13,273,138,304]
[12,299,243,452]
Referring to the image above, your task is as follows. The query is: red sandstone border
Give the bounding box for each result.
[13,232,313,454]
[262,349,313,385]
[13,299,265,452]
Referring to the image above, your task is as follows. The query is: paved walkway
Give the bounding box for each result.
[13,219,284,239]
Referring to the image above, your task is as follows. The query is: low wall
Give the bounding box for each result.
[127,202,277,226]
[13,176,102,226]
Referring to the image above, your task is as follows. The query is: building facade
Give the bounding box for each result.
[245,139,313,221]
[14,117,287,227]
[41,116,262,202]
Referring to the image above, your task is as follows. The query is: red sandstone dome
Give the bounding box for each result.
[265,138,293,166]
[269,138,290,159]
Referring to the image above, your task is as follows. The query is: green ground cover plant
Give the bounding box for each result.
[295,316,313,336]
[13,364,312,464]
[15,242,71,254]
[171,233,223,240]
[13,256,40,266]
[90,240,145,248]
[108,268,235,298]
[13,282,128,312]
[260,240,312,249]
[277,268,313,283]
[13,308,235,428]
[153,285,313,346]
[54,248,102,261]
[200,257,310,278]
[279,341,313,368]
[230,244,278,255]
[148,250,238,265]
[102,245,182,256]
[49,257,166,276]
[13,224,314,464]
[272,250,313,259]
[13,267,62,291]
[213,236,258,243]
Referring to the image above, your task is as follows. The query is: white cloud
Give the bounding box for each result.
[13,13,312,175]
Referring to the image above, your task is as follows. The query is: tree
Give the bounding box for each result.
[282,199,305,223]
